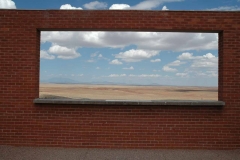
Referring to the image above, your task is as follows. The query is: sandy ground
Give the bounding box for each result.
[40,83,218,100]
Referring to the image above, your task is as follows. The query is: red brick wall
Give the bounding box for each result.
[0,10,240,149]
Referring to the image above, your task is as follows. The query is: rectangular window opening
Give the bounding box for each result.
[39,31,219,102]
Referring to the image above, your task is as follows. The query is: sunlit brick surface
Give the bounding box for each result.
[0,10,240,149]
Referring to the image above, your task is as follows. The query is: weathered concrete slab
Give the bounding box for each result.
[34,98,225,106]
[1,145,239,160]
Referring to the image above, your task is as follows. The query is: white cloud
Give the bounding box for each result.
[150,59,161,63]
[96,67,100,69]
[91,52,98,57]
[162,60,184,72]
[109,4,130,9]
[131,0,182,10]
[109,59,122,65]
[203,53,215,59]
[109,0,181,10]
[83,1,107,9]
[115,49,159,62]
[48,45,81,59]
[60,4,83,9]
[98,54,109,61]
[194,72,207,76]
[178,52,218,69]
[207,5,240,11]
[167,60,185,66]
[123,66,134,70]
[41,32,218,52]
[129,74,161,78]
[108,74,126,77]
[162,5,169,10]
[188,70,218,78]
[0,0,16,9]
[176,73,188,77]
[40,50,55,60]
[162,66,177,72]
[138,74,161,78]
[178,52,193,60]
[107,74,161,78]
[176,52,218,78]
[87,59,95,63]
[206,71,218,77]
[145,33,218,51]
[191,60,217,68]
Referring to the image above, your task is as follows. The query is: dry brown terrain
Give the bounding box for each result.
[39,83,218,100]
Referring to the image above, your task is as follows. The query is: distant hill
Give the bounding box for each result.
[41,77,80,84]
[40,77,164,86]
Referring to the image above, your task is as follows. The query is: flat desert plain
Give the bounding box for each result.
[40,83,218,100]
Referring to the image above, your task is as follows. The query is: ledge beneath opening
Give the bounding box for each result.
[34,98,225,106]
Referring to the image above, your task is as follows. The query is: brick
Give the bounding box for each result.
[0,10,240,150]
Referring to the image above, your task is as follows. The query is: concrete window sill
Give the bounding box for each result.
[34,98,225,106]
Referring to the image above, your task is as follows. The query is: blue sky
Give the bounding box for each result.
[1,0,240,86]
[1,0,240,10]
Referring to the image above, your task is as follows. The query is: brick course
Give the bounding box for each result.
[0,10,240,149]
